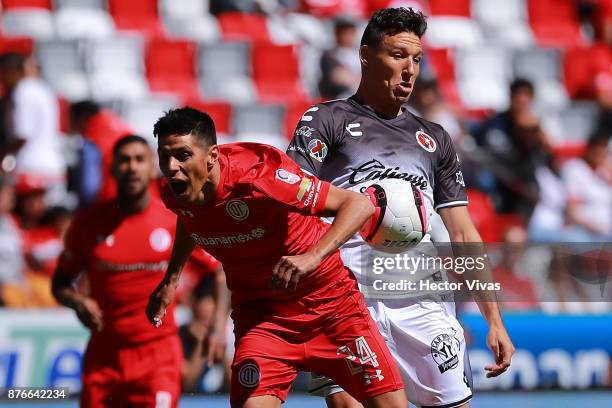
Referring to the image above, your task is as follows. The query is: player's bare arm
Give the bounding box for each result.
[439,205,515,378]
[52,267,104,332]
[146,218,195,327]
[204,264,230,367]
[271,185,375,291]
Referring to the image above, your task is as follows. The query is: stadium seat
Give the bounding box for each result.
[424,16,483,48]
[122,98,178,144]
[513,48,561,82]
[232,104,285,138]
[473,0,526,27]
[159,0,209,21]
[429,0,470,17]
[184,100,232,138]
[1,9,55,40]
[563,44,612,99]
[86,37,148,101]
[198,42,256,104]
[107,0,162,36]
[544,102,599,143]
[37,39,89,100]
[456,47,511,109]
[53,0,105,9]
[252,43,307,103]
[0,36,34,56]
[218,12,269,43]
[1,0,50,9]
[54,8,115,39]
[527,0,584,48]
[466,189,499,242]
[145,37,199,100]
[299,0,366,18]
[163,13,220,43]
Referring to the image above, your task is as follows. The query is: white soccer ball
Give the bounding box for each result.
[359,178,428,253]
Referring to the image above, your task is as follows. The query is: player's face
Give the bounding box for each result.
[361,31,422,105]
[157,133,218,205]
[112,142,154,199]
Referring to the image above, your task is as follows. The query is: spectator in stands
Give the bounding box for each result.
[180,270,229,394]
[473,79,550,217]
[409,77,463,141]
[318,16,361,100]
[594,72,612,138]
[0,53,65,204]
[561,134,612,242]
[69,100,133,206]
[0,173,24,298]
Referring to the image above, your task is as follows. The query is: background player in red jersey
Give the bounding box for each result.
[146,107,407,408]
[52,135,220,408]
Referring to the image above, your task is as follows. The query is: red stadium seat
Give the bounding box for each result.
[145,38,199,100]
[528,0,584,48]
[183,100,232,137]
[0,36,34,56]
[299,0,366,18]
[217,12,269,43]
[108,0,162,36]
[429,0,470,17]
[563,44,612,98]
[252,43,307,103]
[1,0,50,9]
[466,189,499,242]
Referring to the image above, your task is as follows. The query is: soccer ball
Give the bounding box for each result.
[359,178,428,253]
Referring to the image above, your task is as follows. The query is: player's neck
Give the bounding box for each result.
[196,161,221,206]
[354,88,403,119]
[117,191,150,214]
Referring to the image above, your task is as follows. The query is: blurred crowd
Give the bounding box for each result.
[0,1,610,324]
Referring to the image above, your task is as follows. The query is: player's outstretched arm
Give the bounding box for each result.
[271,185,374,290]
[146,219,195,327]
[439,205,515,378]
[52,268,104,332]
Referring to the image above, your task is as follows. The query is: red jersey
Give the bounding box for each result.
[161,143,358,325]
[57,194,219,345]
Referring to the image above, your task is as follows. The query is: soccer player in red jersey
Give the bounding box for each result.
[52,135,219,408]
[146,107,408,408]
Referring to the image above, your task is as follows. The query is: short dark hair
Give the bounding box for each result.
[587,133,610,150]
[192,273,215,300]
[112,134,150,156]
[510,78,534,97]
[70,100,100,122]
[361,7,427,47]
[0,52,25,72]
[153,107,217,147]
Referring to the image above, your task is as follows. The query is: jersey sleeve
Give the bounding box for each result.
[434,130,469,210]
[250,147,331,216]
[56,214,88,277]
[286,104,338,176]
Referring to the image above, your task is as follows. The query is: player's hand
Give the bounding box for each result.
[485,323,515,378]
[146,280,175,328]
[203,328,227,368]
[75,297,104,332]
[271,252,323,291]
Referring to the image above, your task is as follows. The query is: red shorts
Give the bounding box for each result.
[230,287,404,405]
[81,335,182,408]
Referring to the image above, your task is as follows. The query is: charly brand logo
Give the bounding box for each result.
[431,332,460,373]
[346,123,363,137]
[416,131,437,153]
[226,199,249,221]
[348,159,428,190]
[300,106,319,122]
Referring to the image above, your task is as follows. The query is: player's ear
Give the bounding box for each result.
[206,144,219,170]
[359,45,369,68]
